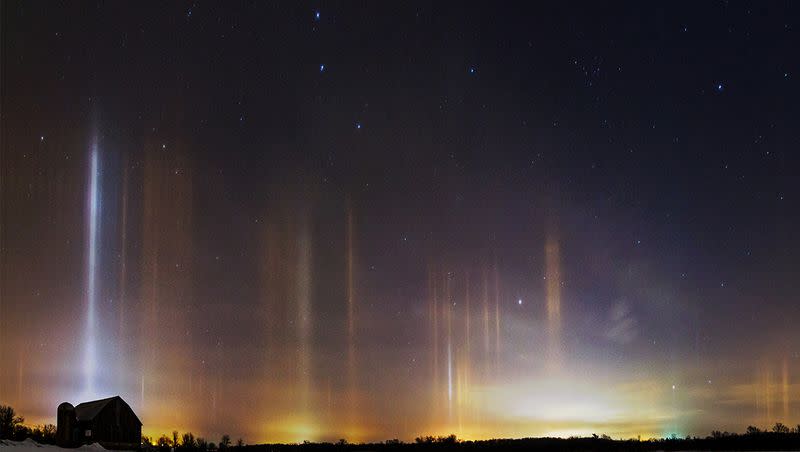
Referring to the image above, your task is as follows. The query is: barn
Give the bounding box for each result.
[56,396,142,450]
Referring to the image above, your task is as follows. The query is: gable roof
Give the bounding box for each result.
[74,395,142,425]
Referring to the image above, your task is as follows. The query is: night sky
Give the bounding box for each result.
[2,0,799,444]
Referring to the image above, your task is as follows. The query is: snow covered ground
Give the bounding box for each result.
[0,439,106,452]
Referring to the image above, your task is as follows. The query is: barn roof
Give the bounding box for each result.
[75,395,142,425]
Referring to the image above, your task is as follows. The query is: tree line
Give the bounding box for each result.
[141,431,244,451]
[0,404,56,444]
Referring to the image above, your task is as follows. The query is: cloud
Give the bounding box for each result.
[605,300,638,345]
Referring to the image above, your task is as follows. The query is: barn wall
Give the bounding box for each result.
[88,399,141,449]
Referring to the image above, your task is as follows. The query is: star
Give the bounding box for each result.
[468,67,476,74]
[314,10,320,21]
[356,122,362,129]
[319,64,325,72]
[716,83,724,92]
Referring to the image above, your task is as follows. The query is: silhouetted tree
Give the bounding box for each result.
[173,431,181,448]
[746,425,763,435]
[142,435,153,446]
[182,432,197,449]
[220,434,231,450]
[773,422,790,434]
[157,434,173,448]
[0,405,24,440]
[235,438,244,448]
[28,424,56,444]
[196,437,208,451]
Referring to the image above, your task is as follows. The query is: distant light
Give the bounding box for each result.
[716,83,724,92]
[162,144,166,149]
[468,67,476,74]
[319,64,325,72]
[314,10,320,21]
[672,384,676,390]
[356,122,362,129]
[518,299,523,305]
[40,136,44,141]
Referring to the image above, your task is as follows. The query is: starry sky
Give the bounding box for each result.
[1,0,800,444]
